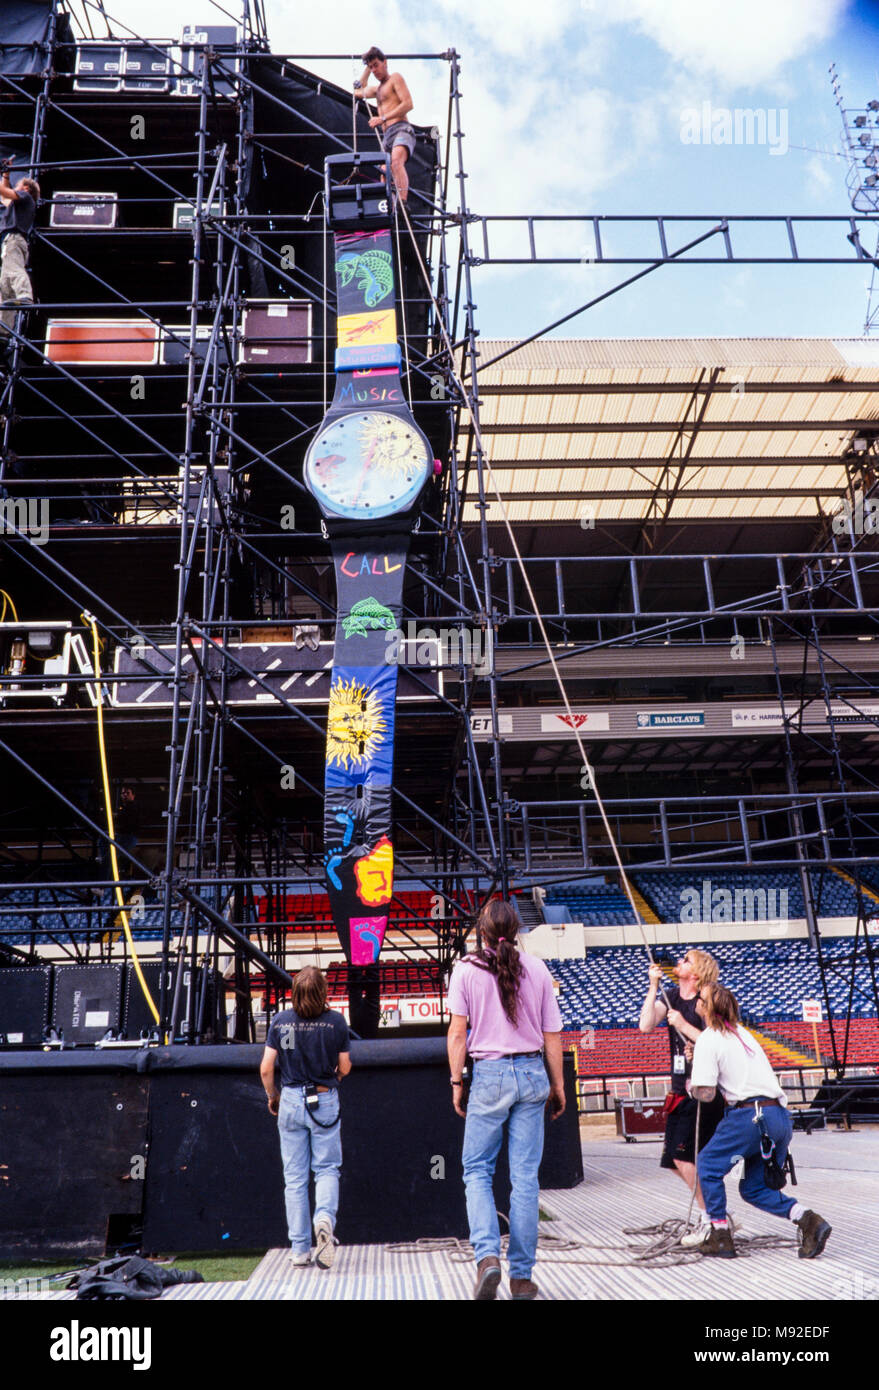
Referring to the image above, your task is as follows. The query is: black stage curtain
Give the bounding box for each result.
[0,2,74,77]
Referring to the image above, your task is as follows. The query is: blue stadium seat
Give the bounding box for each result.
[545,938,878,1028]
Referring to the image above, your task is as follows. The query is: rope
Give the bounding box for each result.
[392,193,685,1016]
[322,196,328,413]
[359,114,414,420]
[82,610,159,1026]
[686,1096,701,1230]
[385,1217,797,1268]
[393,197,414,413]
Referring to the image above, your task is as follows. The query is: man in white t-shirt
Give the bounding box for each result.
[689,984,831,1260]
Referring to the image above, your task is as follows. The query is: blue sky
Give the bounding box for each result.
[89,0,879,338]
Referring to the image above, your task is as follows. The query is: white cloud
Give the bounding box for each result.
[612,0,848,89]
[60,0,849,269]
[805,153,835,198]
[432,0,581,58]
[87,0,646,215]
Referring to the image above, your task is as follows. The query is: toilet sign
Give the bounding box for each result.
[802,999,823,1063]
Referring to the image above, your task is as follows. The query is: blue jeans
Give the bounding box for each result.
[277,1086,342,1254]
[461,1055,550,1279]
[697,1102,796,1222]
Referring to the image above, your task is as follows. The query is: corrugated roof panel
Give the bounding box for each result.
[472,338,876,370]
[454,339,879,520]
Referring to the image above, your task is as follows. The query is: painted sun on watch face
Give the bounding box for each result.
[304,411,431,520]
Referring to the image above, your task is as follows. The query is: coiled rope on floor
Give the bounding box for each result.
[385,1217,797,1268]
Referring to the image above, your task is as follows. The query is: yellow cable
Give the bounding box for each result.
[0,589,19,623]
[82,611,160,1026]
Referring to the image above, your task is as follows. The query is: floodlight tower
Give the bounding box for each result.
[831,63,879,332]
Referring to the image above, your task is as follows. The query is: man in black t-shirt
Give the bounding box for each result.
[0,160,39,342]
[639,949,726,1246]
[266,1008,350,1091]
[260,966,351,1268]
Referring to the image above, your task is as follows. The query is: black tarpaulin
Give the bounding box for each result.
[0,1,73,76]
[243,54,438,347]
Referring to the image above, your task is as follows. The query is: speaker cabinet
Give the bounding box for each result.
[74,44,123,92]
[51,964,123,1043]
[239,300,312,365]
[45,320,159,366]
[50,193,118,229]
[0,966,52,1046]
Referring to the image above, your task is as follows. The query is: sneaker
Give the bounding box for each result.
[473,1256,501,1300]
[681,1214,737,1248]
[795,1210,832,1260]
[289,1249,311,1266]
[701,1224,737,1259]
[314,1216,335,1269]
[680,1222,711,1249]
[510,1277,539,1300]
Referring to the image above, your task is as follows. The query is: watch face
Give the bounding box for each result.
[304,411,431,520]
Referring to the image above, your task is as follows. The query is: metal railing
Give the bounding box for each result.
[569,1062,878,1114]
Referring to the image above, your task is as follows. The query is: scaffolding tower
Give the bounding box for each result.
[0,3,876,1074]
[0,3,505,1039]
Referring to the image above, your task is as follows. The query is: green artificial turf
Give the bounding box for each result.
[0,1250,265,1290]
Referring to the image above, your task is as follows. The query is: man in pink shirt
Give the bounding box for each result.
[447,899,566,1301]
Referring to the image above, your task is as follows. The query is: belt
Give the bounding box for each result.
[472,1045,542,1056]
[731,1096,781,1109]
[285,1083,330,1093]
[474,1051,542,1062]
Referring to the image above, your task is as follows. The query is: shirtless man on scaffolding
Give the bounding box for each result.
[354,46,415,204]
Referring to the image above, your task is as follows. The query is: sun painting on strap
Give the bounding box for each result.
[326,676,387,771]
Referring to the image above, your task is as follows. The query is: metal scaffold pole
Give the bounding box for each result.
[448,50,509,906]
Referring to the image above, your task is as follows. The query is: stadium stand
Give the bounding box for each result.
[631,870,862,922]
[0,884,184,945]
[543,881,637,926]
[544,871,873,926]
[562,1018,879,1078]
[547,941,878,1028]
[257,889,441,931]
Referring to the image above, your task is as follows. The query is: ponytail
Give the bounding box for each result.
[468,899,524,1026]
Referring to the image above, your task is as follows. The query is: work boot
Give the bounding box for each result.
[473,1256,501,1300]
[701,1224,737,1258]
[510,1277,539,1300]
[680,1213,737,1248]
[795,1210,832,1259]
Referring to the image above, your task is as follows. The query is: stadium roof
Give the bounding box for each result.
[459,337,879,524]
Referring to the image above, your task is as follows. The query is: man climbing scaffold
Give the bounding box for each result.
[354,46,415,204]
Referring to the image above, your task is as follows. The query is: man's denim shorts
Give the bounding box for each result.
[381,121,416,156]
